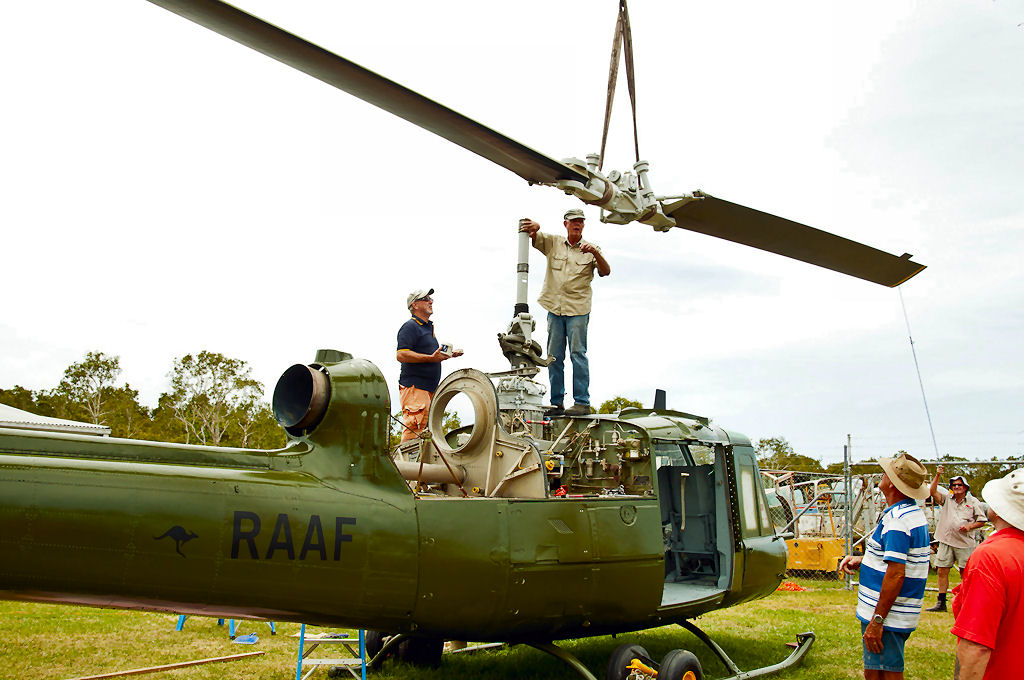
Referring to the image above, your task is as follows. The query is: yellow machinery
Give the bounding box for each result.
[785,537,846,576]
[764,474,859,577]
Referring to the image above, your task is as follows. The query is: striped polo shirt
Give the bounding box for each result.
[856,498,931,632]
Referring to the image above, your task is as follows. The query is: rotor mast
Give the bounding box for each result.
[491,223,552,437]
[497,221,551,374]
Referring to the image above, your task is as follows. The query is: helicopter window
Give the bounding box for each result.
[652,440,692,468]
[756,476,773,535]
[736,458,777,537]
[737,462,761,537]
[689,443,715,465]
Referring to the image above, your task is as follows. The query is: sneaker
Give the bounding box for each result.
[543,404,565,416]
[925,601,947,612]
[564,403,591,416]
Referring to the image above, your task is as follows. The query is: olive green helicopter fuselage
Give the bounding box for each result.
[0,351,786,644]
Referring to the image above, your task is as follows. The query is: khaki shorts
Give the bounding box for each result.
[399,385,433,443]
[935,542,974,569]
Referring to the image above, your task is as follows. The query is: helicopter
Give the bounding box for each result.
[0,2,928,680]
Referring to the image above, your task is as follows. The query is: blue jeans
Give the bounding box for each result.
[546,312,589,407]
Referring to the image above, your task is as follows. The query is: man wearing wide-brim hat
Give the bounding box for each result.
[840,453,931,680]
[951,468,1024,680]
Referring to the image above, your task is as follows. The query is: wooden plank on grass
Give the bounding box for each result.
[65,651,265,680]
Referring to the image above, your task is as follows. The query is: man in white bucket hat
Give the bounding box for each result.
[839,453,931,680]
[950,468,1024,680]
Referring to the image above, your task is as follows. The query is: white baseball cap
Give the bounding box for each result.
[406,288,434,311]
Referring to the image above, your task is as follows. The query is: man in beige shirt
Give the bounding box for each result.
[926,466,987,612]
[519,209,611,417]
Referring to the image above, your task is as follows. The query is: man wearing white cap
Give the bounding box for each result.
[951,468,1024,680]
[840,453,931,680]
[519,209,611,417]
[925,466,987,612]
[396,288,463,443]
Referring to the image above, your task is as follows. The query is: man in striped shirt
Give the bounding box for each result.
[840,453,931,679]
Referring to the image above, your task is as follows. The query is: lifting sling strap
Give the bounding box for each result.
[598,0,640,171]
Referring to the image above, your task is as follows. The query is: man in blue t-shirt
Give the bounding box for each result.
[839,453,931,679]
[396,288,462,443]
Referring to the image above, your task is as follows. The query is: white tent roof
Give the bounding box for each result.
[0,403,111,436]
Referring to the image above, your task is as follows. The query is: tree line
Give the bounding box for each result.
[24,355,929,481]
[21,355,1012,490]
[0,351,286,449]
[1,351,652,453]
[755,435,1021,490]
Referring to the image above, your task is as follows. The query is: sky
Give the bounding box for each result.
[2,1,1022,465]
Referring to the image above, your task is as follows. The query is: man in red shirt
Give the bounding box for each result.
[950,468,1024,680]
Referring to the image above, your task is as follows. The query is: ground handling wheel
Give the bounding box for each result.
[606,643,653,680]
[364,630,391,661]
[397,635,443,667]
[659,649,703,680]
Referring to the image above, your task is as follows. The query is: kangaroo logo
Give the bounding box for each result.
[154,526,199,558]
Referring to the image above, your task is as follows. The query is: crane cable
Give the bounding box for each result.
[898,287,940,460]
[598,0,640,170]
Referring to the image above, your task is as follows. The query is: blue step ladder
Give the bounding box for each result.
[175,615,276,638]
[295,625,366,680]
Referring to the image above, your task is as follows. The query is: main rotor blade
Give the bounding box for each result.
[664,193,926,287]
[144,0,587,186]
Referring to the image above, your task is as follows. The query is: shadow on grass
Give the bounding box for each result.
[371,625,820,680]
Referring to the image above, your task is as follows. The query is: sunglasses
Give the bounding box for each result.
[416,296,432,303]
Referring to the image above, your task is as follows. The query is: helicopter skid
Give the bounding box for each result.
[521,622,814,680]
[678,620,815,680]
[365,633,403,670]
[370,629,813,680]
[526,641,600,680]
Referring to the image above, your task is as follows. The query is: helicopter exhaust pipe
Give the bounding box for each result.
[273,363,330,434]
[394,460,467,485]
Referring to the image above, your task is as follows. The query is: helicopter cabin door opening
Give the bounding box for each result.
[656,440,728,608]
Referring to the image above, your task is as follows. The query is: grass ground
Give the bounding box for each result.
[0,575,961,680]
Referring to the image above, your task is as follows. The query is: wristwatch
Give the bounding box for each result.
[872,614,885,625]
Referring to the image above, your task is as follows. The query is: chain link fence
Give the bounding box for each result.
[762,460,1022,586]
[762,470,876,584]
